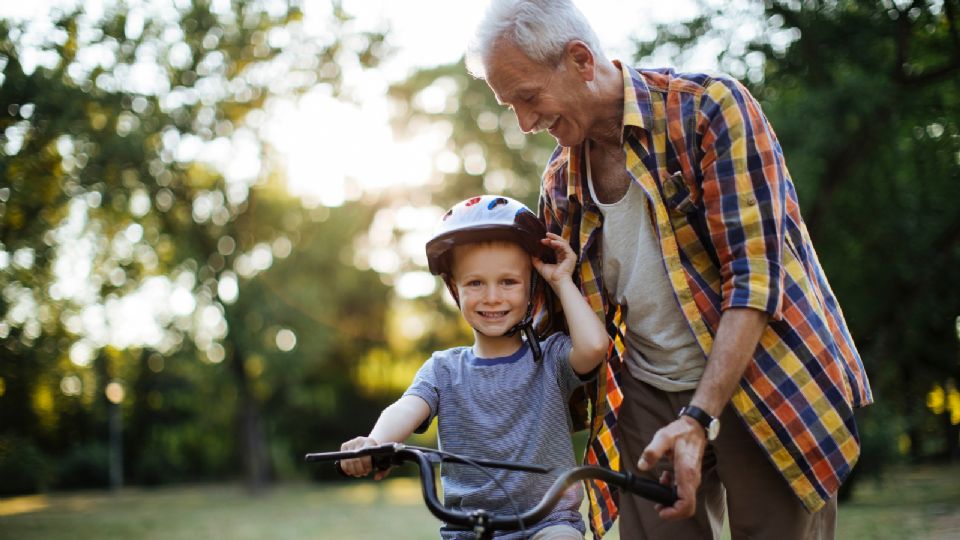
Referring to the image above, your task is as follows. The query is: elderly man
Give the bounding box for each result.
[467,1,873,539]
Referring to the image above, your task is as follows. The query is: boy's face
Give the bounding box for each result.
[450,242,531,338]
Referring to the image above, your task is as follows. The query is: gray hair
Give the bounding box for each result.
[466,0,607,79]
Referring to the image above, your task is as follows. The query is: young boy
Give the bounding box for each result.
[339,195,609,539]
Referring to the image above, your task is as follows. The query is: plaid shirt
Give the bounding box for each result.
[538,64,873,538]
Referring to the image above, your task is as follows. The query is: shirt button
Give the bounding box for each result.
[745,197,757,206]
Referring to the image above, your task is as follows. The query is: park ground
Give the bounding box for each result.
[1,464,958,539]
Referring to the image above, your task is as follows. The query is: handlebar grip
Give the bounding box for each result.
[334,454,393,478]
[622,471,678,506]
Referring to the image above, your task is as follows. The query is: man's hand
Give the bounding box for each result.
[339,436,391,480]
[637,415,707,520]
[638,309,767,519]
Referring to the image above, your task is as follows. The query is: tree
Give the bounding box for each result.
[387,63,556,209]
[0,0,389,492]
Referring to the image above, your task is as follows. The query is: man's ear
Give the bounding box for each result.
[565,40,596,82]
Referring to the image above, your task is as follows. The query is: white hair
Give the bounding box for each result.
[466,0,607,79]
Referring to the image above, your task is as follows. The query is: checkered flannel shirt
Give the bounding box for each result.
[537,64,873,538]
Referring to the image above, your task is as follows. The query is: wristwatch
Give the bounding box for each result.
[679,405,721,441]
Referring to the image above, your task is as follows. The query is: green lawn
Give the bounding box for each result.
[1,464,958,539]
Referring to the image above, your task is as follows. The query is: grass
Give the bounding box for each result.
[1,464,958,540]
[831,465,960,540]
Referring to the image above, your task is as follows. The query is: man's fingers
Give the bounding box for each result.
[658,495,696,520]
[660,482,697,519]
[658,469,672,486]
[638,430,672,471]
[660,459,699,520]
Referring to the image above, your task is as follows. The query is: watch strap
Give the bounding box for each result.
[679,405,714,431]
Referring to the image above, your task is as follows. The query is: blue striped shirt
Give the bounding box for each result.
[404,334,588,539]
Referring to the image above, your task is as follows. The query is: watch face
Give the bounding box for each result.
[707,418,721,441]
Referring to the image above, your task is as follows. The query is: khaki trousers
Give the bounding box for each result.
[617,372,837,540]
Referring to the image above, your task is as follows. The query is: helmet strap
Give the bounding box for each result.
[443,277,460,308]
[503,273,543,362]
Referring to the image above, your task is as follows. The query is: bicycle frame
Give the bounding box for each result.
[305,443,677,539]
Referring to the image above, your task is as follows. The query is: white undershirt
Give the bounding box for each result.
[586,144,705,391]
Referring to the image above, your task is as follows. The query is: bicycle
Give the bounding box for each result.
[305,442,677,540]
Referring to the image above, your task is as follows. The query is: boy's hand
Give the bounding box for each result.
[533,233,577,287]
[339,436,391,480]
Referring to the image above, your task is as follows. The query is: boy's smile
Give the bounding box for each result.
[477,309,511,319]
[451,241,532,355]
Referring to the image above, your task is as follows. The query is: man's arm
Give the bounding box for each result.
[688,309,768,417]
[339,395,431,480]
[638,307,767,519]
[639,76,787,520]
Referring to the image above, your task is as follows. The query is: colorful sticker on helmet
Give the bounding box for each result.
[465,196,482,207]
[488,197,508,210]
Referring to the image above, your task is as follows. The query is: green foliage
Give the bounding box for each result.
[0,0,392,490]
[636,0,960,469]
[54,443,110,490]
[0,435,51,496]
[388,63,556,209]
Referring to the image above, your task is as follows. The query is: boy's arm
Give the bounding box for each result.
[533,233,609,375]
[340,395,431,479]
[369,395,432,443]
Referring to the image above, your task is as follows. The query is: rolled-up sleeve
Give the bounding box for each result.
[697,77,786,320]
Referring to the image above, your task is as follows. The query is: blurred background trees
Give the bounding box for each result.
[0,0,394,494]
[633,0,960,484]
[1,0,958,498]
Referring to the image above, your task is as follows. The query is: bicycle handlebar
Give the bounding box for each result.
[305,443,677,532]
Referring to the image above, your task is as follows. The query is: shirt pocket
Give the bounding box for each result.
[662,170,700,215]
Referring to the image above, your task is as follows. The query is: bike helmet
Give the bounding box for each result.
[426,195,552,277]
[425,195,554,362]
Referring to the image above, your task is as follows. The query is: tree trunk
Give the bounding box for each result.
[944,403,959,462]
[227,342,270,493]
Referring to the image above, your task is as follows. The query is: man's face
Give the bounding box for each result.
[483,41,590,148]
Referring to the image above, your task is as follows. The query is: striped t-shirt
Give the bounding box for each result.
[404,334,588,539]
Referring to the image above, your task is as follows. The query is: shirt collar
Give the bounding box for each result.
[469,342,529,366]
[548,63,653,210]
[561,63,652,201]
[614,60,654,140]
